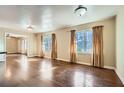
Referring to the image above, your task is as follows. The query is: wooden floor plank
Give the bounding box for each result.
[0,54,123,87]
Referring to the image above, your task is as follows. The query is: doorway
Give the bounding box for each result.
[5,33,27,55]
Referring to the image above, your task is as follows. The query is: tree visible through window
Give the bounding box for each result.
[76,29,93,54]
[43,34,52,52]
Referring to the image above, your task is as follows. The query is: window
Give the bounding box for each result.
[43,34,52,52]
[76,29,93,54]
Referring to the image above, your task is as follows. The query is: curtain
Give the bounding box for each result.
[37,34,44,58]
[70,30,76,63]
[92,26,104,68]
[51,33,57,59]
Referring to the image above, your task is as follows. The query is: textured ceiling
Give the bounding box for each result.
[0,5,120,32]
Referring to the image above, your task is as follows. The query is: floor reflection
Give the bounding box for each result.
[0,62,6,80]
[73,71,85,86]
[17,55,29,80]
[0,54,123,87]
[85,74,94,87]
[5,68,11,79]
[40,61,57,80]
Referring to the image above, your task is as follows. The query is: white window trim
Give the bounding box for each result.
[43,34,52,53]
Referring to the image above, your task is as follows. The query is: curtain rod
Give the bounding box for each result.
[67,28,92,32]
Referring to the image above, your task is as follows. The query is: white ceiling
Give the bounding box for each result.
[0,5,120,33]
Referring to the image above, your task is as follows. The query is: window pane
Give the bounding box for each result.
[85,31,93,53]
[76,29,93,54]
[43,34,52,52]
[76,32,84,53]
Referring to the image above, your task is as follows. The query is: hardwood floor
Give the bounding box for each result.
[0,54,123,87]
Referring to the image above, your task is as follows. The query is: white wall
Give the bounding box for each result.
[36,33,44,57]
[18,38,22,53]
[27,33,37,57]
[0,31,5,52]
[55,29,71,61]
[6,37,18,53]
[17,38,27,54]
[74,17,116,68]
[0,27,37,57]
[42,30,71,60]
[0,27,28,53]
[116,6,124,84]
[42,17,116,68]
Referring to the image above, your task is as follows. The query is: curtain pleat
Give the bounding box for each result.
[92,26,104,68]
[70,30,76,63]
[51,33,57,59]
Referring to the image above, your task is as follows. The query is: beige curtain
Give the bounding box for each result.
[70,30,76,63]
[92,26,104,68]
[37,34,44,58]
[51,33,57,59]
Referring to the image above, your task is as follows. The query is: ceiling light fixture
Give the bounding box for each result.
[74,5,87,16]
[27,25,33,31]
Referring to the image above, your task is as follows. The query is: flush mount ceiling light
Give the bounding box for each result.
[6,34,10,37]
[74,5,87,16]
[27,25,33,31]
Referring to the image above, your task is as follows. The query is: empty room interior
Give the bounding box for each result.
[0,5,124,87]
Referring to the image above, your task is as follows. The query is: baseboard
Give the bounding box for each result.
[7,53,21,54]
[73,62,115,70]
[115,69,124,85]
[52,58,116,70]
[44,56,51,59]
[76,61,92,66]
[104,66,115,70]
[27,55,38,57]
[45,57,124,84]
[56,58,70,62]
[35,56,116,70]
[7,52,27,55]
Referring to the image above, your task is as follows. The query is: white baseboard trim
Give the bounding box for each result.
[57,58,70,62]
[76,61,92,66]
[27,55,38,57]
[44,56,51,59]
[104,66,115,70]
[52,58,116,70]
[27,56,34,57]
[115,69,124,85]
[76,62,115,70]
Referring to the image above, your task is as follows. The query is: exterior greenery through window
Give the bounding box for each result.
[76,29,93,54]
[43,34,52,52]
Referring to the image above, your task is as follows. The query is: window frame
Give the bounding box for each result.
[76,29,93,55]
[43,34,52,53]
